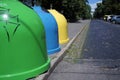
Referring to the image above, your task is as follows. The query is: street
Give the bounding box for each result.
[47,20,120,80]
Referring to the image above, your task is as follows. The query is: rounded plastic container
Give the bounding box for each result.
[48,9,69,44]
[0,0,50,80]
[33,6,61,54]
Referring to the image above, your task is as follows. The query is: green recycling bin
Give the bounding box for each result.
[0,0,50,80]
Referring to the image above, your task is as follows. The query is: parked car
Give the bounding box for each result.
[104,15,113,22]
[104,15,109,21]
[111,15,120,24]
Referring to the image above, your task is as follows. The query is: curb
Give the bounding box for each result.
[35,20,91,80]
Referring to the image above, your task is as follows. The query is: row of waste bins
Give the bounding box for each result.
[0,0,69,80]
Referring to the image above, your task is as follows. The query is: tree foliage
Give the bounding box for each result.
[19,0,91,22]
[41,0,91,22]
[94,0,120,18]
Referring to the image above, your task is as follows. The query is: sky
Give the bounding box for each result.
[88,0,102,12]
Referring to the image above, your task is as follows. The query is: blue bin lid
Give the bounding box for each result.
[33,6,61,54]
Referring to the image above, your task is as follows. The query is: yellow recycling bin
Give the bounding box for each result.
[48,9,69,44]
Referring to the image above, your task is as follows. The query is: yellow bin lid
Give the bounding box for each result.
[48,9,69,44]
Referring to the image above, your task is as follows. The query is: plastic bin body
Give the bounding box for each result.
[33,6,61,54]
[0,0,50,80]
[48,9,69,44]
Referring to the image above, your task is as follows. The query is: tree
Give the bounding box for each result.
[19,0,91,22]
[94,3,104,18]
[85,4,92,19]
[62,0,91,21]
[94,0,120,18]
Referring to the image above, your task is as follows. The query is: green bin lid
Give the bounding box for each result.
[0,0,50,80]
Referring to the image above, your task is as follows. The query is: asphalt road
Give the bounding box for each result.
[47,20,120,80]
[82,20,120,59]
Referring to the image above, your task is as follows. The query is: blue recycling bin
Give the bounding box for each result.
[33,6,61,54]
